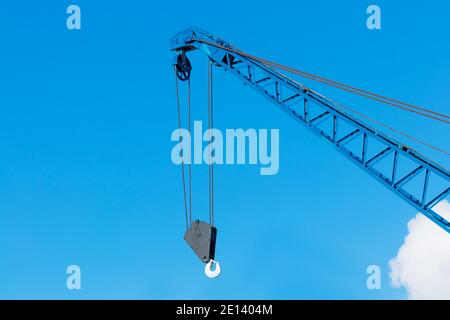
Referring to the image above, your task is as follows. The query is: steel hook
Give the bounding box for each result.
[204,259,221,278]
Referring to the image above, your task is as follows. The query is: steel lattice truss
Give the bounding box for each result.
[170,27,450,233]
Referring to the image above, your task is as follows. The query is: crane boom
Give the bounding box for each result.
[170,26,450,234]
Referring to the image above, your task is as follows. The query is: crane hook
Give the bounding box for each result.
[204,259,221,278]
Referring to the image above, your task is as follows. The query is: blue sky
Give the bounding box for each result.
[0,1,449,299]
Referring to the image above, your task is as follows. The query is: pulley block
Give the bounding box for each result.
[175,52,192,81]
[184,220,217,263]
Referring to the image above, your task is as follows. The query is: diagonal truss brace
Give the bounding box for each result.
[170,27,450,233]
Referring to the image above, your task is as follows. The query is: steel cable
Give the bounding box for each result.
[174,67,190,229]
[208,61,215,226]
[197,39,450,157]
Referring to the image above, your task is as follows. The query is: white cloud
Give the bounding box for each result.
[389,200,450,299]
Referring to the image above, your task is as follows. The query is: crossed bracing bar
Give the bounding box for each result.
[170,27,450,233]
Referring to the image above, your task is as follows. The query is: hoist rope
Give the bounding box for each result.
[174,67,190,229]
[278,70,450,157]
[274,65,450,157]
[257,62,450,125]
[196,39,450,157]
[197,39,450,125]
[174,62,216,229]
[208,61,215,226]
[188,79,192,226]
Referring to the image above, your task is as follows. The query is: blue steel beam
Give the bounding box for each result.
[170,26,450,233]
